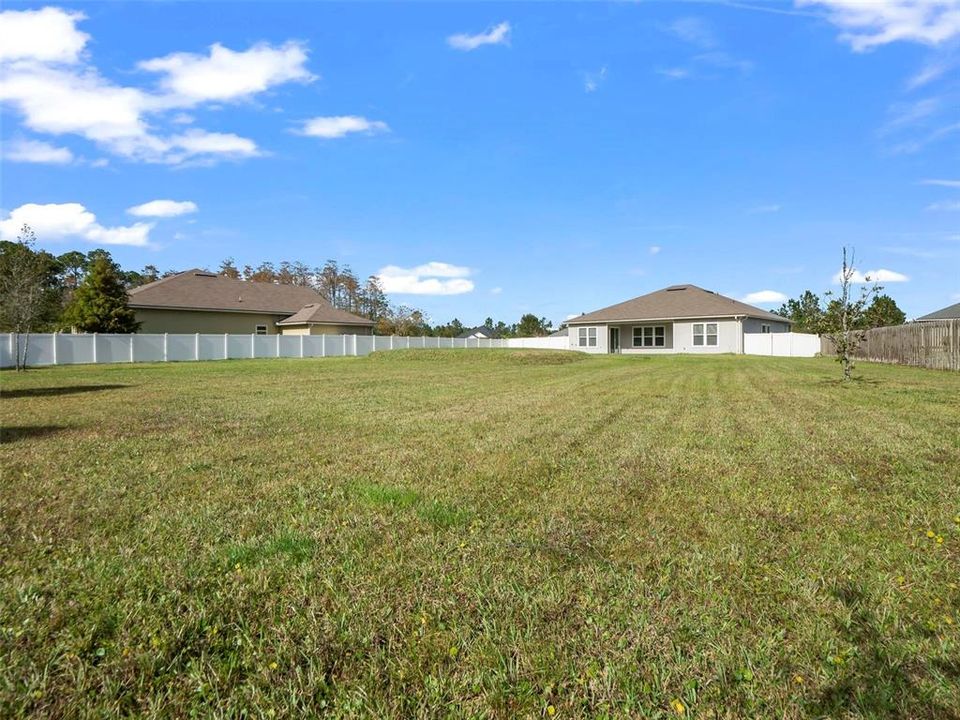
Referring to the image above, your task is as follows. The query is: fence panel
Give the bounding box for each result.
[821,320,959,371]
[133,334,165,363]
[227,335,253,359]
[1,332,579,368]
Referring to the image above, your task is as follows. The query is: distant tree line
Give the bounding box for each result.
[0,232,555,350]
[774,289,906,333]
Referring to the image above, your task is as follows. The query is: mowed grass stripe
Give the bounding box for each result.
[1,350,958,718]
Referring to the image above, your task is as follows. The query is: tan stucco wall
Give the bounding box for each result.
[278,326,310,336]
[303,324,373,336]
[134,308,286,334]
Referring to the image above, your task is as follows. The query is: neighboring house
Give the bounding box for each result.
[915,302,960,322]
[128,270,375,335]
[548,327,568,338]
[566,284,791,354]
[457,325,498,339]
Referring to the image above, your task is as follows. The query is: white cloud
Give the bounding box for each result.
[127,200,198,217]
[584,66,607,93]
[920,178,960,188]
[747,203,782,214]
[657,67,691,80]
[926,199,960,211]
[832,267,910,283]
[447,21,511,51]
[906,58,955,89]
[0,203,152,247]
[2,138,73,164]
[649,245,662,255]
[668,17,719,48]
[138,41,314,105]
[0,11,294,165]
[661,17,752,77]
[0,7,89,64]
[490,286,503,295]
[798,1,960,51]
[299,115,389,139]
[741,290,788,304]
[377,262,475,295]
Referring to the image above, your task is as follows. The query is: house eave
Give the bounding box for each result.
[566,313,791,325]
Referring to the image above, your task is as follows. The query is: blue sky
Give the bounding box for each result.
[1,1,958,324]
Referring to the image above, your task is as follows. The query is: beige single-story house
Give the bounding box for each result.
[566,284,791,354]
[128,270,375,335]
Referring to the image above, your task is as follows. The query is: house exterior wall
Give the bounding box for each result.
[568,317,780,354]
[615,322,676,355]
[279,324,373,336]
[743,318,790,334]
[134,308,286,334]
[311,324,373,336]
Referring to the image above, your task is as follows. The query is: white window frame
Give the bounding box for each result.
[632,325,665,348]
[255,325,268,335]
[577,327,597,348]
[693,323,719,347]
[761,323,771,334]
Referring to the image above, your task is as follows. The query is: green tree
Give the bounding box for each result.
[514,313,553,337]
[0,225,62,370]
[863,294,906,329]
[63,255,140,333]
[775,290,823,333]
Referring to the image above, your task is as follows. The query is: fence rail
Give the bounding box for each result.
[0,333,570,368]
[820,320,959,371]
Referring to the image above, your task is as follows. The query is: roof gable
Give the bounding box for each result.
[276,302,375,326]
[568,284,790,324]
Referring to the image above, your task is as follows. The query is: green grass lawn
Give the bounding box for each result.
[1,351,958,718]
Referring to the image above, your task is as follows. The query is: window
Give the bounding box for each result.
[577,327,597,348]
[632,326,665,348]
[255,325,268,335]
[693,323,718,346]
[761,323,771,334]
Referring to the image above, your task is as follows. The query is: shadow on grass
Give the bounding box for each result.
[810,582,960,720]
[0,425,67,443]
[1,384,129,399]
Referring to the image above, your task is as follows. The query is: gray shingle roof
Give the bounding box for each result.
[567,284,790,324]
[276,302,375,327]
[916,303,960,321]
[457,325,497,338]
[129,269,373,326]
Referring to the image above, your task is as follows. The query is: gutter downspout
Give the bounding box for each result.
[736,315,744,354]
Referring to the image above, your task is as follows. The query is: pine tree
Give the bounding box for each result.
[63,255,140,333]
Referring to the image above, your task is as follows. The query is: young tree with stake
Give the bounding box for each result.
[820,247,882,382]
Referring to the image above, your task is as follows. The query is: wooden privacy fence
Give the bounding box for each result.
[820,320,960,371]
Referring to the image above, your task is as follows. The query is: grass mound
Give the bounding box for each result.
[366,348,588,365]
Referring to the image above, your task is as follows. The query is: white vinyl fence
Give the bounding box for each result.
[0,333,572,368]
[743,332,821,357]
